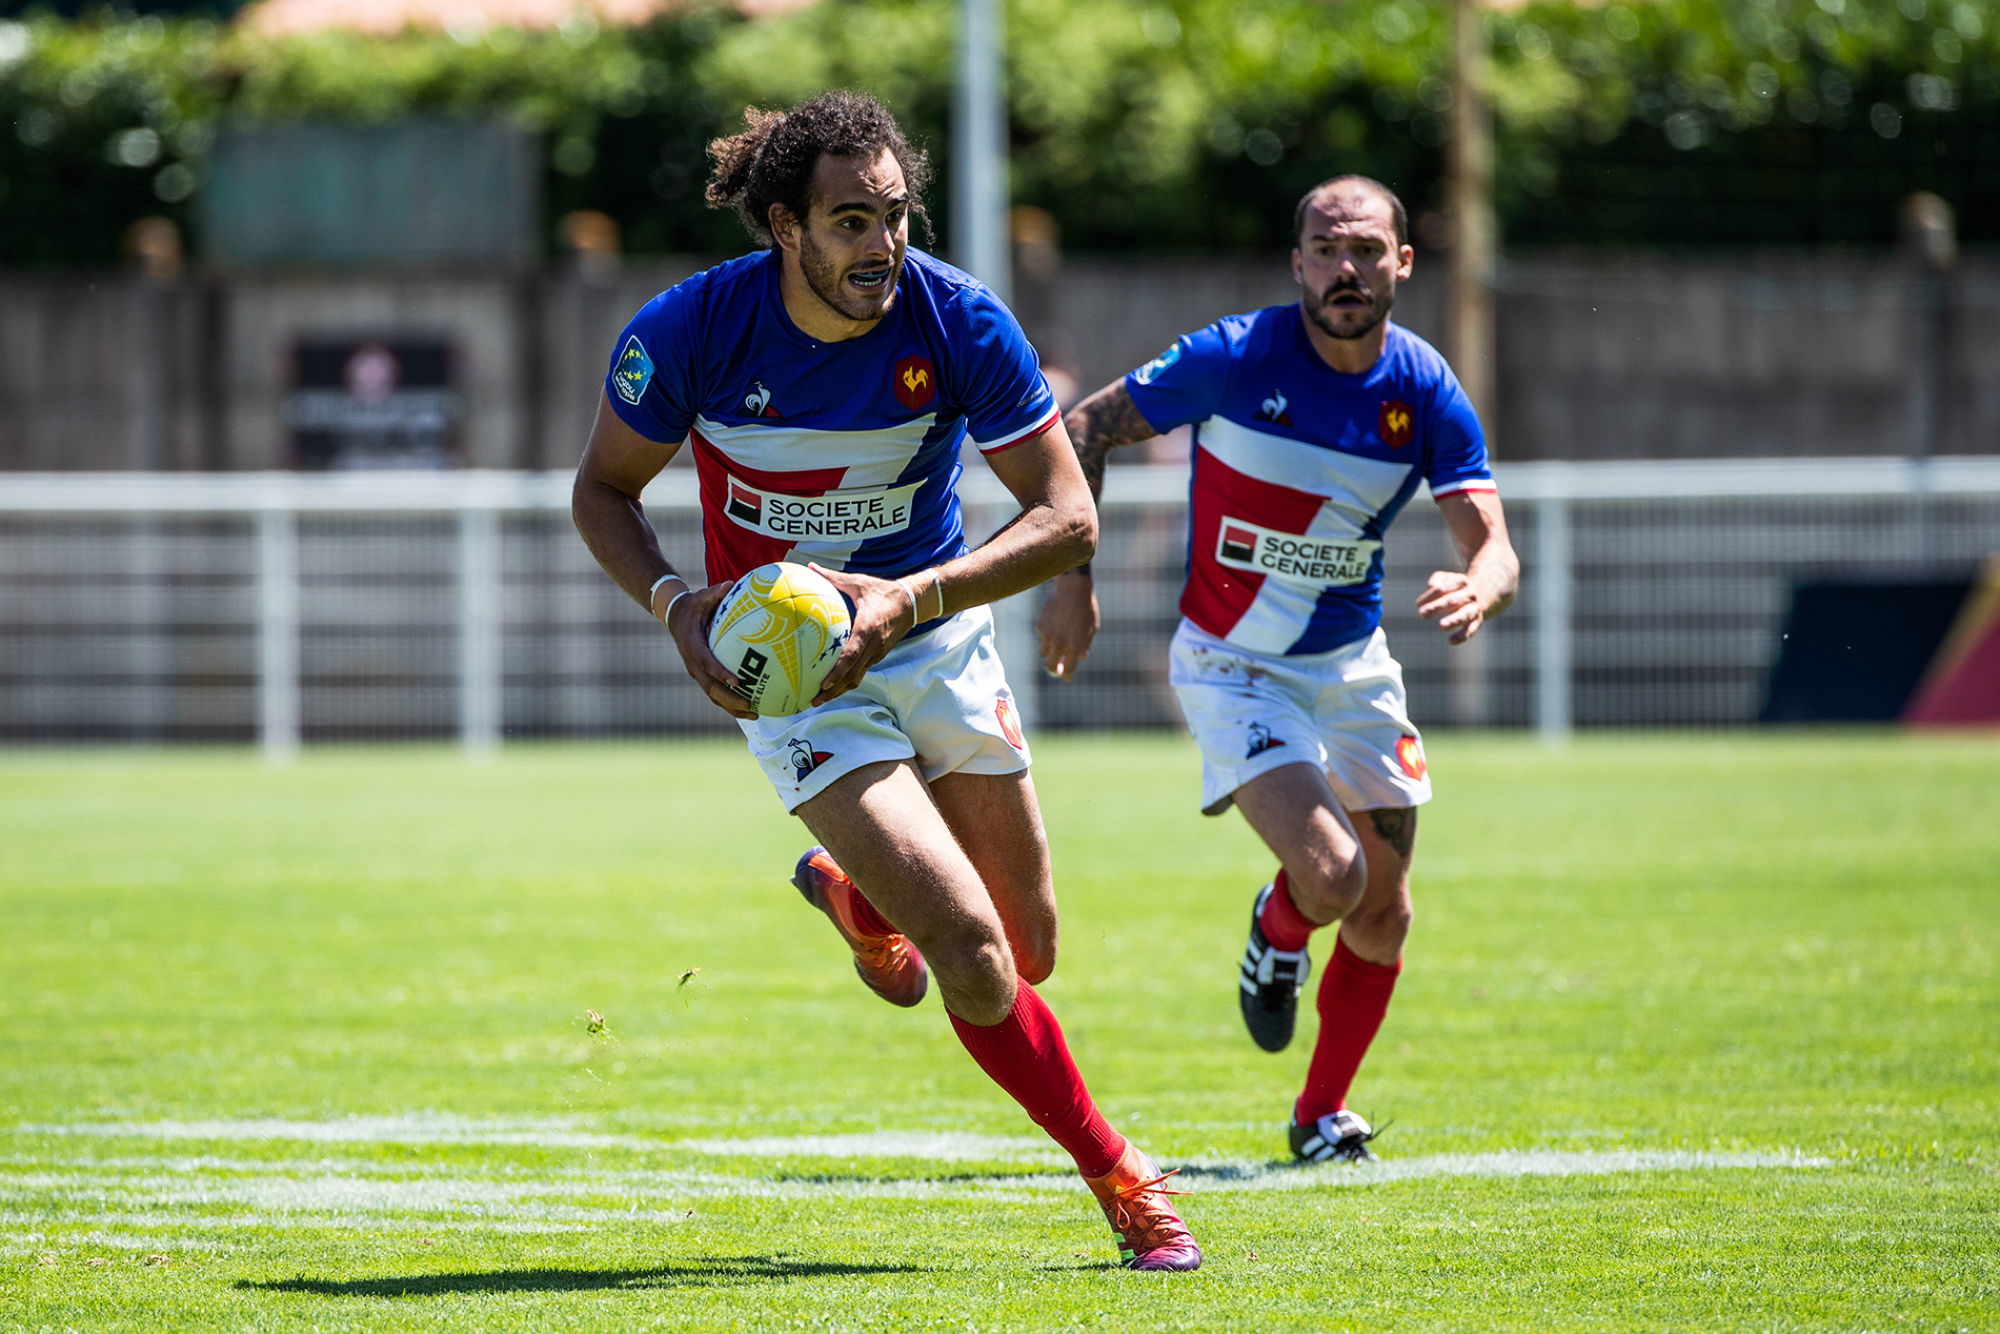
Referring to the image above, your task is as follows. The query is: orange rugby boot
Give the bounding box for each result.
[1082,1141,1203,1271]
[792,846,929,1008]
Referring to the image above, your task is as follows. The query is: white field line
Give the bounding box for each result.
[0,1211,617,1244]
[0,1168,1053,1213]
[3,1228,235,1254]
[19,1117,1065,1164]
[2,1118,1834,1249]
[675,1132,1065,1163]
[1,1149,1829,1214]
[17,1113,659,1151]
[1176,1149,1833,1192]
[13,1117,1833,1179]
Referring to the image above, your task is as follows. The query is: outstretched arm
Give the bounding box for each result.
[1034,380,1160,679]
[1419,489,1520,645]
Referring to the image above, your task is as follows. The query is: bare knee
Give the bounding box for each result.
[925,925,1020,1026]
[1344,895,1413,958]
[1289,847,1367,924]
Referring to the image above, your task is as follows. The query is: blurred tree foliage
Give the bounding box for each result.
[1,0,1996,267]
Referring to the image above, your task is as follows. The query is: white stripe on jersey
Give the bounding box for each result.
[1229,559,1332,655]
[1196,417,1416,656]
[1198,416,1414,535]
[692,414,935,489]
[694,414,937,568]
[973,404,1061,453]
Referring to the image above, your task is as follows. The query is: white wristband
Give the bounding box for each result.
[901,569,944,623]
[649,573,688,621]
[662,587,693,629]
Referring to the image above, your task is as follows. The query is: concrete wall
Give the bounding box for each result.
[0,276,211,471]
[3,250,1993,472]
[1488,253,1999,460]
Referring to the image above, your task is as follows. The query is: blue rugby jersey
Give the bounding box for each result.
[606,248,1059,597]
[1124,310,1495,657]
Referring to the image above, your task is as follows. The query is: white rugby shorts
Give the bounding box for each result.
[1168,619,1433,816]
[737,603,1031,812]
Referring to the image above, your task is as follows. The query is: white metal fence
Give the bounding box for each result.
[4,459,1998,754]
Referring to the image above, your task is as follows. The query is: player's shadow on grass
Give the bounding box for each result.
[239,1254,917,1297]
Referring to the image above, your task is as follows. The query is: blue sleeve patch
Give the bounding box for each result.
[1123,321,1230,432]
[1132,342,1182,386]
[612,335,655,406]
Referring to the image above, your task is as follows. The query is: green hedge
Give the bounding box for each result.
[2,0,1996,267]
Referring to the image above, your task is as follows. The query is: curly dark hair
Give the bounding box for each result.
[705,91,933,248]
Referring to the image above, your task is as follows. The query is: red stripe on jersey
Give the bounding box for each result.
[1180,445,1331,640]
[978,405,1061,455]
[689,431,851,584]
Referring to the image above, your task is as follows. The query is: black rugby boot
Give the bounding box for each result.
[1238,882,1312,1052]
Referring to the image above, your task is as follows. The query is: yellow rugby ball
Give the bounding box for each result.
[707,561,852,716]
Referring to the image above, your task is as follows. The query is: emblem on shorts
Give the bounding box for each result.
[1133,342,1181,385]
[995,697,1026,750]
[789,737,834,783]
[1379,399,1415,448]
[743,380,781,419]
[612,335,654,406]
[894,356,937,412]
[1246,722,1287,759]
[1395,735,1427,780]
[1255,388,1294,427]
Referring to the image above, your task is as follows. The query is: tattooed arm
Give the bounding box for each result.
[1034,381,1161,680]
[1065,381,1160,508]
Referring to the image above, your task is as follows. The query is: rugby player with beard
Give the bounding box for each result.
[1037,175,1520,1165]
[571,91,1199,1270]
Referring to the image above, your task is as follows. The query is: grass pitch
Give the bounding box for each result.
[2,731,1996,1332]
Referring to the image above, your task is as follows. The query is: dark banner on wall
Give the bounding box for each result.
[284,338,462,470]
[1904,558,2000,726]
[1759,574,1995,724]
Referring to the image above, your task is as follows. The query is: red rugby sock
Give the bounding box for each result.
[948,982,1127,1179]
[1295,934,1401,1124]
[1257,869,1318,952]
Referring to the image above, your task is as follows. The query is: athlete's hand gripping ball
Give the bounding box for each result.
[800,562,926,706]
[706,561,852,716]
[658,580,758,719]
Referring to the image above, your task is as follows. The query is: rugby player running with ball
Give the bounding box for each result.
[571,91,1199,1270]
[1037,175,1520,1165]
